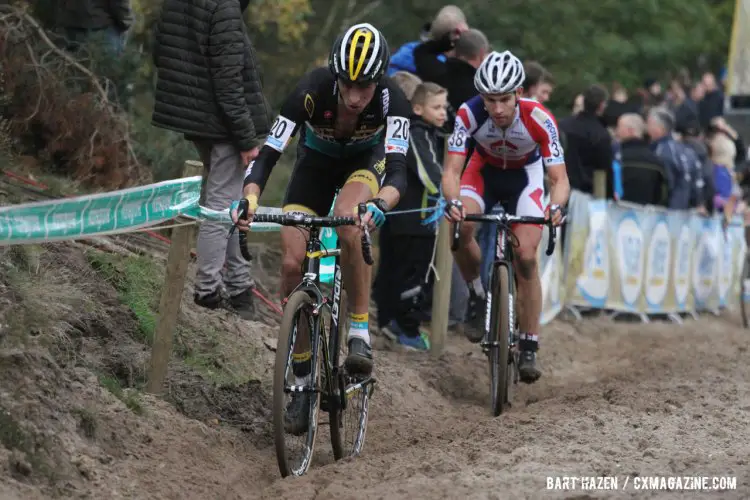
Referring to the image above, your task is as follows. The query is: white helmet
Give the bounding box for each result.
[474,50,526,95]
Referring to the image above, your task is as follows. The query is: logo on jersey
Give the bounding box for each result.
[489,139,519,154]
[531,107,559,144]
[304,94,315,118]
[245,161,254,177]
[381,88,390,115]
[373,158,385,174]
[324,110,333,119]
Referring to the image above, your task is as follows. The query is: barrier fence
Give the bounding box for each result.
[537,190,747,325]
[1,166,747,392]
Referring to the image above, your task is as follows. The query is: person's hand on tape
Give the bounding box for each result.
[230,193,258,232]
[546,203,567,226]
[359,198,388,232]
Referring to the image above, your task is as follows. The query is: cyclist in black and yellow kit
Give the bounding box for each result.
[231,23,410,434]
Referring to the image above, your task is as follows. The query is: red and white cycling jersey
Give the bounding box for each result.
[447,96,565,169]
[447,96,565,218]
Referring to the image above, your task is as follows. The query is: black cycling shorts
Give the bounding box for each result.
[282,143,386,216]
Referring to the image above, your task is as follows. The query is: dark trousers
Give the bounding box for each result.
[373,226,435,334]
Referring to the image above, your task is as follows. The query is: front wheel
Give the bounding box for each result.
[488,263,513,417]
[273,290,321,477]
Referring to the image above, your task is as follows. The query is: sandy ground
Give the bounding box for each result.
[16,313,741,500]
[1,241,747,499]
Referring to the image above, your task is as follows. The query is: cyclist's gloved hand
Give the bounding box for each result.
[362,198,388,228]
[546,203,567,226]
[444,199,464,222]
[230,194,258,229]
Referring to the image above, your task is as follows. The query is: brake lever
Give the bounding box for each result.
[229,198,250,238]
[230,199,252,261]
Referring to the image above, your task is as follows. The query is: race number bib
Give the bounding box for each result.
[447,125,468,154]
[385,116,409,155]
[265,115,295,152]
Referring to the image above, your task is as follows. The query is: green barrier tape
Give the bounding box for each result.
[0,176,284,245]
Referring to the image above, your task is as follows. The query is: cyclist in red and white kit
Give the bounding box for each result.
[442,50,570,383]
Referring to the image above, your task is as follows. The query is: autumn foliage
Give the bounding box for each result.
[0,6,148,189]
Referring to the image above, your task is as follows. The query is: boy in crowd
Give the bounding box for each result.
[373,82,448,351]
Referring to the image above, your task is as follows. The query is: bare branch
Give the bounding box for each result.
[0,5,146,187]
[347,0,382,25]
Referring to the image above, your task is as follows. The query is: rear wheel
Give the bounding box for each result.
[488,264,512,416]
[273,290,321,477]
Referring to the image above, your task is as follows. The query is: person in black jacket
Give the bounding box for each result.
[613,113,670,206]
[559,84,613,195]
[152,0,271,319]
[373,82,448,351]
[413,28,488,114]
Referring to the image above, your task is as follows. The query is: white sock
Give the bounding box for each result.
[470,277,486,298]
[348,313,371,345]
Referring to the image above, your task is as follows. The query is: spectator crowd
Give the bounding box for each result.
[66,0,739,351]
[373,4,750,350]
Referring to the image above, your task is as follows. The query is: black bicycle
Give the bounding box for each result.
[451,207,556,416]
[235,200,375,477]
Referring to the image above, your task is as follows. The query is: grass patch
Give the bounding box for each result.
[1,246,89,344]
[72,407,97,439]
[178,327,244,386]
[98,374,144,415]
[87,251,162,344]
[175,325,262,387]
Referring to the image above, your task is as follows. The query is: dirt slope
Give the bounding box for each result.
[0,240,748,499]
[257,315,749,500]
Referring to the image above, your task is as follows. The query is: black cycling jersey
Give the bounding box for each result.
[243,67,410,197]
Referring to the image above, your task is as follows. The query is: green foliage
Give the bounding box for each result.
[374,0,735,114]
[86,251,162,345]
[29,0,737,178]
[98,374,144,414]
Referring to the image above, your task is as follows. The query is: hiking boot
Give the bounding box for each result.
[229,287,255,320]
[194,289,227,310]
[283,392,311,436]
[463,291,486,343]
[381,320,429,352]
[518,350,542,384]
[344,337,373,377]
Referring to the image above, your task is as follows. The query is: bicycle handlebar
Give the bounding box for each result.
[233,199,374,265]
[450,213,557,256]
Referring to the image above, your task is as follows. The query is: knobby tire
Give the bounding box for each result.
[489,264,512,416]
[273,290,320,477]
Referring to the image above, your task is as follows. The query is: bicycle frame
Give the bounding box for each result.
[452,209,556,348]
[281,226,342,399]
[287,226,373,410]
